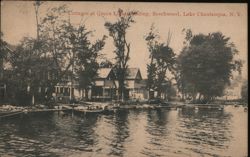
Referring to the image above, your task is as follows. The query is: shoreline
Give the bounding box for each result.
[1,101,248,119]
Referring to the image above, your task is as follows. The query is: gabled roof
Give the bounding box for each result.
[95,67,142,80]
[2,43,16,70]
[96,68,113,79]
[126,68,142,80]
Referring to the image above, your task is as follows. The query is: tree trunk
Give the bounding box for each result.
[118,71,125,102]
[85,88,89,100]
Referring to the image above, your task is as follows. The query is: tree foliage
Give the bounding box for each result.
[39,5,106,100]
[145,25,176,99]
[178,30,242,103]
[6,37,58,105]
[104,9,137,101]
[72,26,106,98]
[2,4,106,105]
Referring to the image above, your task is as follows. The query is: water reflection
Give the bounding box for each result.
[143,109,171,157]
[0,106,248,157]
[108,110,130,156]
[0,112,61,157]
[177,107,233,156]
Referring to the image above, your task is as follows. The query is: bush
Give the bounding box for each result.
[15,90,32,106]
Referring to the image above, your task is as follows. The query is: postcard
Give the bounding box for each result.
[0,1,248,157]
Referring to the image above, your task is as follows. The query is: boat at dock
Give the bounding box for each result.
[62,104,112,115]
[73,109,105,114]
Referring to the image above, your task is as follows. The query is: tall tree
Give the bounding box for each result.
[33,1,45,40]
[145,25,158,96]
[145,26,176,99]
[6,4,106,104]
[178,30,242,103]
[104,9,137,101]
[21,1,46,105]
[9,37,50,105]
[72,26,106,100]
[39,5,107,101]
[38,4,78,100]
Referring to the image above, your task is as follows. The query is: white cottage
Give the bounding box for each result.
[124,68,148,100]
[91,68,116,101]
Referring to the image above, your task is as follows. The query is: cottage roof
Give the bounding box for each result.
[96,68,112,79]
[2,43,16,70]
[95,67,142,80]
[126,68,142,80]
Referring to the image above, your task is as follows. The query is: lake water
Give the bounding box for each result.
[0,105,248,157]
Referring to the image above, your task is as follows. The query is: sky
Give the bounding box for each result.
[1,1,248,80]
